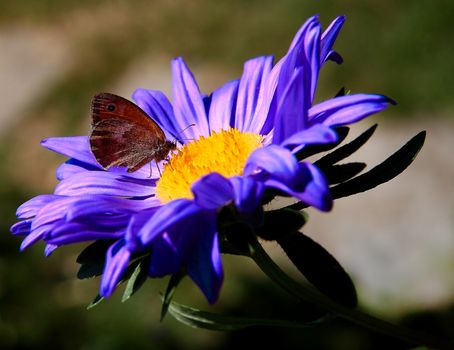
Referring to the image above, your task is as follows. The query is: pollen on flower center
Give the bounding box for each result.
[156,128,263,203]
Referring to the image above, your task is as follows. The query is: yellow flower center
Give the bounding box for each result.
[156,128,263,203]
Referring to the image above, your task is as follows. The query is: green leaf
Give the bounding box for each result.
[256,208,308,241]
[315,124,377,167]
[295,126,350,161]
[330,131,426,199]
[161,271,185,321]
[322,162,366,185]
[277,231,357,308]
[87,294,104,310]
[168,301,331,331]
[121,258,149,302]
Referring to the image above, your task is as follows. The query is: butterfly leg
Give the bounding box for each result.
[148,162,153,178]
[156,161,162,177]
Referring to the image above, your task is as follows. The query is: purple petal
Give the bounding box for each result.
[265,162,332,211]
[41,136,99,166]
[322,101,390,127]
[125,207,160,251]
[278,18,320,101]
[54,171,156,197]
[271,68,309,145]
[44,244,58,257]
[10,220,32,236]
[100,240,131,297]
[56,158,160,181]
[64,195,155,222]
[230,176,264,212]
[31,197,76,232]
[148,233,180,277]
[229,176,264,226]
[132,89,179,142]
[304,22,321,101]
[47,222,124,245]
[208,80,239,133]
[320,16,345,64]
[309,94,393,126]
[244,145,299,185]
[56,160,100,180]
[324,50,343,64]
[244,145,332,211]
[288,15,320,51]
[254,59,281,136]
[191,173,234,210]
[172,57,209,139]
[234,56,273,133]
[280,124,338,152]
[20,224,53,250]
[16,194,61,219]
[135,199,199,246]
[182,213,223,304]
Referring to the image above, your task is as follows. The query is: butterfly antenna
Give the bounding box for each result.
[177,123,195,135]
[173,124,196,143]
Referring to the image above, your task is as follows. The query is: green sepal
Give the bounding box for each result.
[85,255,150,309]
[330,131,426,199]
[315,124,377,167]
[256,208,308,241]
[122,256,150,302]
[161,270,185,322]
[277,231,357,308]
[87,294,104,310]
[167,300,331,331]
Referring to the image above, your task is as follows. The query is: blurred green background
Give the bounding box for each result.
[1,1,453,349]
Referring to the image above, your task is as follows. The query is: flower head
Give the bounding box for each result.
[11,15,392,304]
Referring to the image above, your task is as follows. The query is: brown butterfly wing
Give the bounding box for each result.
[89,93,169,172]
[91,93,166,139]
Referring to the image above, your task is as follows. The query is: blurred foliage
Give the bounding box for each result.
[0,0,453,349]
[1,0,453,125]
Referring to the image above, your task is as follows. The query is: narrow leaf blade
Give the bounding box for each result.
[330,131,426,199]
[256,208,308,241]
[277,231,357,307]
[161,271,185,321]
[168,301,331,330]
[322,162,366,185]
[315,124,377,167]
[122,258,149,302]
[87,294,104,310]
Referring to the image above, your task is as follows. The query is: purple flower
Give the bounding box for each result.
[11,15,392,304]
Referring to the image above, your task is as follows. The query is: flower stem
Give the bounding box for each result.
[247,236,451,350]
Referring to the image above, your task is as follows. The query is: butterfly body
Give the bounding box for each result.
[89,93,176,173]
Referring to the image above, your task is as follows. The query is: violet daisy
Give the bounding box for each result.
[11,15,392,304]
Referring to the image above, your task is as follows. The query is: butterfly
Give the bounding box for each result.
[89,93,177,173]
